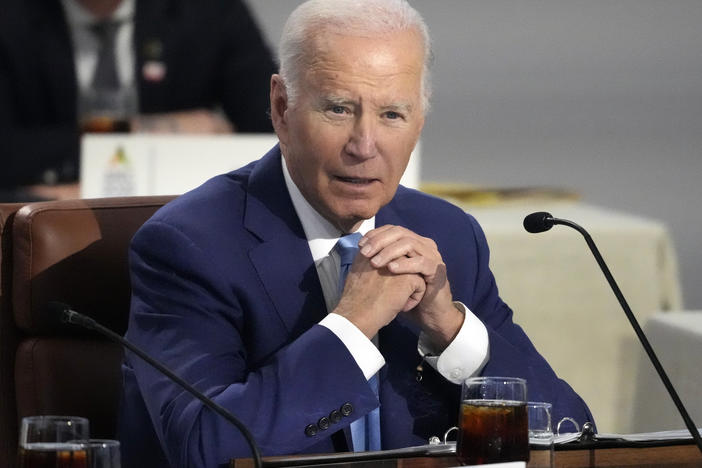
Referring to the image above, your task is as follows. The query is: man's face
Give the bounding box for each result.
[271,29,426,233]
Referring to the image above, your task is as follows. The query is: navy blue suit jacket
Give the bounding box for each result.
[120,146,593,467]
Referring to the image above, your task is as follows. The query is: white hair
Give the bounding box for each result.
[278,0,433,112]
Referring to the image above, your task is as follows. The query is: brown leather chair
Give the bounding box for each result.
[0,196,174,467]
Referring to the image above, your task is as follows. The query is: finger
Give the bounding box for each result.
[358,225,410,255]
[403,296,421,312]
[386,255,440,278]
[359,224,396,242]
[402,275,426,312]
[368,238,419,268]
[361,227,429,261]
[368,235,439,269]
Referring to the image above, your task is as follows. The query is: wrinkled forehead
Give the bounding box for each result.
[305,29,424,82]
[302,30,424,102]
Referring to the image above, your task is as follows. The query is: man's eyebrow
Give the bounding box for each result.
[319,95,357,106]
[382,102,414,114]
[317,96,415,113]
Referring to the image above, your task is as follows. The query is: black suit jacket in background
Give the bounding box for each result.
[0,0,276,188]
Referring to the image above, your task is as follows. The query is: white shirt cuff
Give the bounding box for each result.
[417,302,489,384]
[320,313,385,380]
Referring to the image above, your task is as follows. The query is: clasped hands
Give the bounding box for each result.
[333,225,464,350]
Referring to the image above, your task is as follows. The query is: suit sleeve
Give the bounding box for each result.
[125,221,377,467]
[460,214,596,429]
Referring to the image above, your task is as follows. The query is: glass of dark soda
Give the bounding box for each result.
[456,377,529,465]
[18,416,90,468]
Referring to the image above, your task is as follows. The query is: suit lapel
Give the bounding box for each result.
[244,147,328,339]
[245,149,350,450]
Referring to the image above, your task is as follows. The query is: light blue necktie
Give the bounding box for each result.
[336,232,362,295]
[335,233,381,452]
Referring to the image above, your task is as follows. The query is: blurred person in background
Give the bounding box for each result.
[0,0,276,201]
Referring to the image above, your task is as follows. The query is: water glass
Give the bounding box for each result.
[72,440,121,468]
[528,402,554,468]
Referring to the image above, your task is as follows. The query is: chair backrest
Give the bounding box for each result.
[0,196,173,467]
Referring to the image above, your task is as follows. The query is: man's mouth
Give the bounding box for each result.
[336,176,375,185]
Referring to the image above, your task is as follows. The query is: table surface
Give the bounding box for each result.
[632,311,702,432]
[231,442,702,467]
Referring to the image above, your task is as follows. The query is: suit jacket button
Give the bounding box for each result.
[329,409,342,424]
[304,424,318,437]
[317,416,330,430]
[340,402,353,417]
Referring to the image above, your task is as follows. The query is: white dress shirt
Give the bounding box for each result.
[281,156,489,384]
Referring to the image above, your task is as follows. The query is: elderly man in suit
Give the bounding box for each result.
[119,1,594,467]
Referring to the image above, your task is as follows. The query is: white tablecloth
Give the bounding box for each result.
[453,199,682,433]
[631,311,702,432]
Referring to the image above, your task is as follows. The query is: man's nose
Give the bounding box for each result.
[344,117,378,160]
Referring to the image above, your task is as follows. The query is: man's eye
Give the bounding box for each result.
[385,111,401,120]
[330,106,346,114]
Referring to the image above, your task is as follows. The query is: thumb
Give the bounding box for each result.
[402,275,426,312]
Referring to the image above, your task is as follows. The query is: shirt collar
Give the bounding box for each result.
[281,154,375,263]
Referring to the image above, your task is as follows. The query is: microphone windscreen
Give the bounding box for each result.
[42,301,76,332]
[523,212,554,233]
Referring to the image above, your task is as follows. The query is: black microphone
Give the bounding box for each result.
[47,302,263,468]
[523,211,555,233]
[523,212,702,454]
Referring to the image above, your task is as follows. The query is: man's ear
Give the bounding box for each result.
[270,75,289,144]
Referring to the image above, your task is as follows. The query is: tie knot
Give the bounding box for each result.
[91,20,120,44]
[336,232,362,267]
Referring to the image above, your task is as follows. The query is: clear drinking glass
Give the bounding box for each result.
[456,376,529,465]
[79,87,137,133]
[528,402,554,468]
[18,415,90,468]
[71,440,121,468]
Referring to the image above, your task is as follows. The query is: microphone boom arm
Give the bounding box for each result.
[547,216,702,453]
[62,309,264,467]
